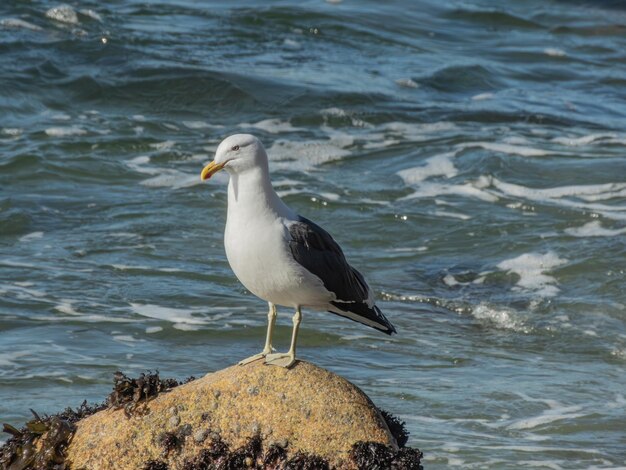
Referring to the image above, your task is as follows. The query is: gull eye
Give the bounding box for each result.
[231,145,240,151]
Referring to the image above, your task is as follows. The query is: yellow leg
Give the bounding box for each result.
[239,303,276,365]
[265,306,301,368]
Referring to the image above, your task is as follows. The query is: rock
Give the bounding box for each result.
[65,360,397,469]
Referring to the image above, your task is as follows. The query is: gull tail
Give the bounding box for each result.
[329,301,397,335]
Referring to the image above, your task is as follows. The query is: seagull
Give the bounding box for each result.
[201,134,396,367]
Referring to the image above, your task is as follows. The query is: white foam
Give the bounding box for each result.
[494,179,625,201]
[564,221,626,237]
[0,260,36,268]
[125,156,156,174]
[497,252,567,297]
[434,210,470,220]
[320,108,371,127]
[182,120,224,130]
[79,9,102,21]
[395,78,419,88]
[14,281,34,287]
[149,140,175,151]
[140,171,202,189]
[146,326,163,334]
[51,112,71,121]
[54,300,80,315]
[240,118,302,134]
[400,179,499,203]
[0,18,42,31]
[45,126,86,137]
[19,231,44,242]
[126,156,201,189]
[173,323,201,331]
[443,274,458,286]
[382,121,456,140]
[283,38,301,49]
[362,138,401,150]
[459,142,549,157]
[320,107,348,117]
[1,127,23,136]
[397,152,458,184]
[507,405,585,430]
[112,264,183,273]
[471,303,531,333]
[387,246,428,253]
[552,133,616,146]
[471,92,494,101]
[0,351,31,367]
[268,138,351,170]
[318,192,341,201]
[131,303,210,325]
[491,178,626,221]
[45,5,79,24]
[544,47,566,57]
[0,284,47,301]
[113,334,141,343]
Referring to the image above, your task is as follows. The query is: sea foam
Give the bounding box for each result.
[497,252,567,297]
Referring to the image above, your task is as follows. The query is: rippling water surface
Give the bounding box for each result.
[1,0,625,468]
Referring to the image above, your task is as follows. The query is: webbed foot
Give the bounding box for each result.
[264,352,297,368]
[238,350,270,365]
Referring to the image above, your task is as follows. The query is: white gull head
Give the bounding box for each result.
[202,134,268,180]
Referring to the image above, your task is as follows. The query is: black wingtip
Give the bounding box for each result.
[329,301,397,336]
[378,321,397,336]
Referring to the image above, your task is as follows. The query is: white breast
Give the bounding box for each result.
[224,177,331,309]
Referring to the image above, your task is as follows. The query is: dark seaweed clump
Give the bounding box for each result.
[0,371,192,470]
[108,371,195,417]
[182,435,230,469]
[0,403,106,470]
[143,459,170,470]
[159,431,183,456]
[179,435,422,470]
[351,441,423,470]
[181,408,416,469]
[283,452,330,470]
[380,409,409,448]
[181,434,329,470]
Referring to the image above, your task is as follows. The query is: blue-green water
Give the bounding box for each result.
[1,0,625,468]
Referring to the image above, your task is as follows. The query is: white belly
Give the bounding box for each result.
[224,215,331,308]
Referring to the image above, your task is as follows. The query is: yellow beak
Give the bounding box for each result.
[200,161,226,181]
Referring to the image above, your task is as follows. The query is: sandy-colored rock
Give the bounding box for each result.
[66,360,396,469]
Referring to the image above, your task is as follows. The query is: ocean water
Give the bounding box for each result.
[1,0,625,468]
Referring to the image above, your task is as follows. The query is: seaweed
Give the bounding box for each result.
[143,459,170,470]
[283,452,330,470]
[263,444,288,468]
[351,441,393,469]
[350,441,423,470]
[181,435,231,470]
[0,410,75,470]
[390,448,424,470]
[380,409,409,448]
[158,431,182,456]
[0,371,193,470]
[107,371,191,417]
[223,435,263,469]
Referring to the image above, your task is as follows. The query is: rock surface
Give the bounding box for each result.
[66,360,397,469]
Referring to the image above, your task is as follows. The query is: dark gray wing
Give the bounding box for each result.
[288,216,396,335]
